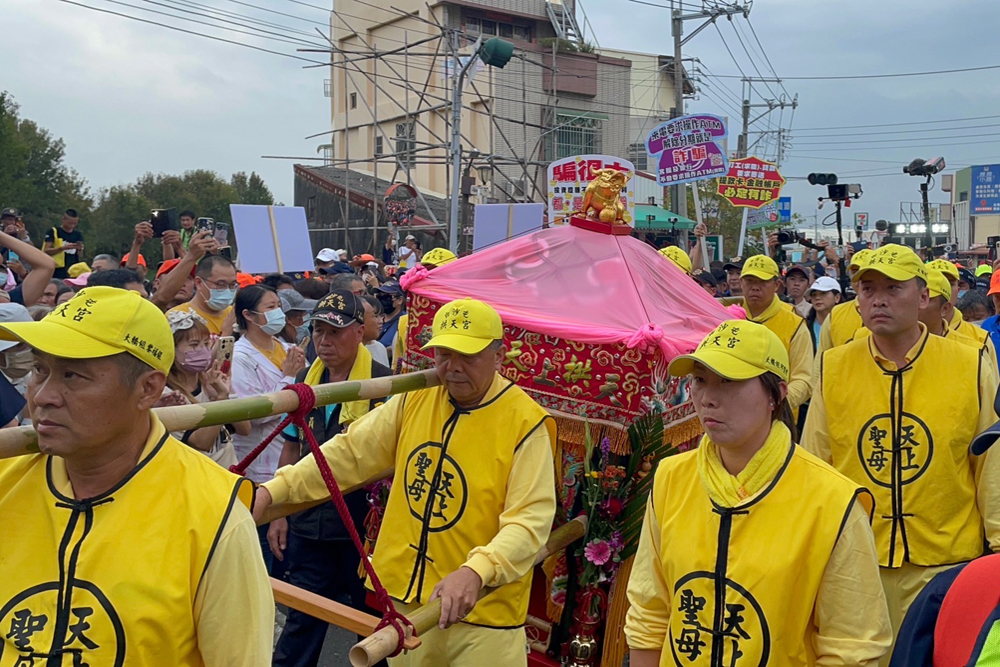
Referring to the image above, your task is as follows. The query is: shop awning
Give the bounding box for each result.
[633,204,696,230]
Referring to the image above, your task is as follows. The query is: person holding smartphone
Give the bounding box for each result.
[42,209,84,279]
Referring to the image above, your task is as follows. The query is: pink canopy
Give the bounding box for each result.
[402,225,738,360]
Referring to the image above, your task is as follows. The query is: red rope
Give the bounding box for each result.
[231,384,414,656]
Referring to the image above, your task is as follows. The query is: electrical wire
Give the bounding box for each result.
[55,0,328,64]
[707,63,1000,80]
[730,20,778,99]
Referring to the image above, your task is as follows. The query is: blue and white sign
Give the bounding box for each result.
[777,197,791,224]
[972,165,1000,214]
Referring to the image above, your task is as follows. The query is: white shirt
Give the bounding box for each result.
[365,340,389,367]
[398,245,416,268]
[231,336,296,483]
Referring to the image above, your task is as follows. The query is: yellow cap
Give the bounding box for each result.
[853,244,929,284]
[739,255,780,281]
[421,248,457,268]
[67,262,92,279]
[978,264,994,277]
[926,269,952,300]
[669,320,789,382]
[926,259,959,282]
[0,286,174,373]
[658,246,692,275]
[849,248,875,273]
[423,298,503,355]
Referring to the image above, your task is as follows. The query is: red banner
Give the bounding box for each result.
[716,156,785,209]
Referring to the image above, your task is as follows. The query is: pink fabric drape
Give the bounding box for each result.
[405,226,737,360]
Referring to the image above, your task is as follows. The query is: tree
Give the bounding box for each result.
[231,171,275,205]
[88,169,278,262]
[0,92,92,242]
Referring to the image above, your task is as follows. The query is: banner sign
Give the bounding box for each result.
[547,155,635,226]
[746,203,779,229]
[717,156,786,209]
[777,196,792,223]
[972,165,1000,214]
[645,114,728,186]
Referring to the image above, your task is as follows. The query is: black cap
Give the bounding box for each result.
[376,280,404,297]
[306,289,364,328]
[785,264,810,279]
[64,208,78,218]
[691,268,717,288]
[0,208,18,219]
[723,256,744,272]
[978,277,991,292]
[959,268,977,286]
[318,261,355,276]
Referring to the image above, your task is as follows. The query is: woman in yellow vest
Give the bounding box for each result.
[626,320,891,667]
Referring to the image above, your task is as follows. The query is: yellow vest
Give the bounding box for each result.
[373,376,555,627]
[821,333,985,567]
[0,424,253,666]
[829,300,864,347]
[746,296,803,352]
[652,443,869,666]
[953,311,989,345]
[393,313,409,367]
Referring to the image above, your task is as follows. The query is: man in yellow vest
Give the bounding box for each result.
[920,268,999,370]
[816,248,875,354]
[254,298,556,667]
[0,287,273,665]
[927,258,994,348]
[802,244,1000,657]
[738,254,813,412]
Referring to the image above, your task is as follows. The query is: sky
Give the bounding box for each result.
[6,0,1000,233]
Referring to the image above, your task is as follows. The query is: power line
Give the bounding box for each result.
[55,0,328,64]
[708,63,1000,80]
[730,20,777,99]
[793,130,1000,146]
[792,113,1000,132]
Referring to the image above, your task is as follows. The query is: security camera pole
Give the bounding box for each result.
[808,173,863,294]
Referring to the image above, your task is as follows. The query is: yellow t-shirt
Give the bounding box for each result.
[169,301,233,336]
[252,339,288,371]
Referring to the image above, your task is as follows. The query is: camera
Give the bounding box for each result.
[903,157,946,177]
[776,229,802,245]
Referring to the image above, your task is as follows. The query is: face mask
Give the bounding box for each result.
[1,347,33,379]
[0,273,8,287]
[296,324,310,344]
[205,286,237,311]
[958,289,967,299]
[255,308,286,336]
[176,347,214,374]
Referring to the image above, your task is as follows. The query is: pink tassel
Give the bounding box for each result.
[726,303,748,319]
[399,264,430,290]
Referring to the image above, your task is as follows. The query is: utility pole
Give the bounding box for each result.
[737,78,797,161]
[670,2,750,218]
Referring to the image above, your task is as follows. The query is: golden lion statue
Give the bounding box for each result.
[579,168,630,225]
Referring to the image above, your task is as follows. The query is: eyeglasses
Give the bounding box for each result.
[203,279,239,290]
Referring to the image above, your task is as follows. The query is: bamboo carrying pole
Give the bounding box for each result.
[0,370,442,460]
[348,516,588,667]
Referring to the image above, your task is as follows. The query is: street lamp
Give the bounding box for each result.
[448,37,513,253]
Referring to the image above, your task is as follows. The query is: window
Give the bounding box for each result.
[465,13,530,42]
[499,23,513,38]
[395,121,416,167]
[480,19,497,35]
[322,145,333,166]
[513,25,530,41]
[628,143,648,171]
[323,79,332,98]
[306,196,317,222]
[374,135,384,157]
[548,111,603,160]
[350,92,357,109]
[466,17,480,34]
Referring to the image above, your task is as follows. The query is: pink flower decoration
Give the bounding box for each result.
[584,539,612,566]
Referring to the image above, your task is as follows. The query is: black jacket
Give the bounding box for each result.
[286,357,392,541]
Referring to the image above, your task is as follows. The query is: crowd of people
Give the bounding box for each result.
[1,199,1000,666]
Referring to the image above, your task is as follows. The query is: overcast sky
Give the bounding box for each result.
[6,0,999,233]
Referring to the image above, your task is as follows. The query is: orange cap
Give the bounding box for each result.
[989,271,1000,296]
[121,252,146,268]
[236,273,261,288]
[155,259,195,280]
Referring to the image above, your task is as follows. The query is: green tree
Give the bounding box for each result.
[0,91,92,242]
[231,171,275,205]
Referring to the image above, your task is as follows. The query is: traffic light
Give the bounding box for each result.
[480,38,514,68]
[807,173,838,186]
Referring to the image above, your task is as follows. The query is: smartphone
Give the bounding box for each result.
[213,222,229,246]
[218,246,232,261]
[196,217,214,234]
[298,335,311,351]
[150,208,179,238]
[8,251,19,263]
[216,336,234,374]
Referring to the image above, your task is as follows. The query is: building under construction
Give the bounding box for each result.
[293,0,692,255]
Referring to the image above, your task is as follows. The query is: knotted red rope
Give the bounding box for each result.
[231,384,414,656]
